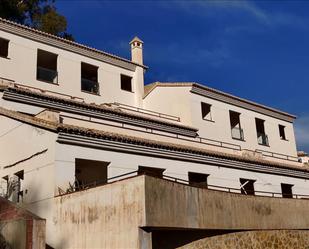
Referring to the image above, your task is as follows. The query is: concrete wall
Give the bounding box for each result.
[178,230,309,249]
[144,176,309,230]
[0,30,144,107]
[52,176,146,249]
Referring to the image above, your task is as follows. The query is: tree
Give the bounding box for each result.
[0,0,74,40]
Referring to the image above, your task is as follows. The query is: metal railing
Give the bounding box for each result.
[57,171,309,199]
[257,132,269,146]
[231,127,244,141]
[256,149,299,162]
[81,78,99,94]
[37,67,58,84]
[111,102,181,122]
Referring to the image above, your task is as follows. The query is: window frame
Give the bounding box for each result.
[279,124,288,141]
[281,183,293,198]
[0,37,9,59]
[240,178,256,196]
[36,49,58,84]
[81,62,100,95]
[120,74,133,92]
[201,102,213,122]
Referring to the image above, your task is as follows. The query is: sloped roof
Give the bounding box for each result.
[0,17,147,70]
[144,82,296,121]
[0,106,307,173]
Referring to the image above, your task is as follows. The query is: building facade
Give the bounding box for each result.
[0,17,309,248]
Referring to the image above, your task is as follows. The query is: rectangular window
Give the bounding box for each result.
[81,62,99,94]
[255,118,269,146]
[279,125,287,140]
[75,159,110,189]
[281,183,293,198]
[201,102,212,121]
[230,111,244,140]
[138,166,165,178]
[0,38,9,58]
[14,170,24,202]
[188,172,208,187]
[37,49,58,83]
[240,178,255,195]
[121,74,133,92]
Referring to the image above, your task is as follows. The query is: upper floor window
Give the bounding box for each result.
[0,38,9,58]
[229,111,244,141]
[240,178,255,195]
[37,49,58,84]
[279,125,287,140]
[281,183,293,198]
[201,102,212,121]
[75,158,110,189]
[188,172,208,187]
[121,74,133,92]
[255,118,269,146]
[81,62,99,95]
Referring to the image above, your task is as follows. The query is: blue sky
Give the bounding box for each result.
[56,0,309,152]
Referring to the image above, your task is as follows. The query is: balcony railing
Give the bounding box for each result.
[81,78,99,94]
[257,132,269,146]
[231,127,244,141]
[37,67,58,84]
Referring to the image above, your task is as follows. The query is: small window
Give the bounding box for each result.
[230,111,244,140]
[75,159,110,189]
[240,178,255,195]
[0,38,9,58]
[37,49,58,83]
[121,74,133,92]
[279,125,287,140]
[138,166,165,178]
[81,62,99,94]
[255,118,269,146]
[201,102,212,121]
[188,172,208,187]
[281,183,293,198]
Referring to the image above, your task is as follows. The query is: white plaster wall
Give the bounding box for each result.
[0,30,144,107]
[143,86,193,125]
[190,93,298,157]
[144,87,298,157]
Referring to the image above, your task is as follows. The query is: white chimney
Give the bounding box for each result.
[130,36,143,65]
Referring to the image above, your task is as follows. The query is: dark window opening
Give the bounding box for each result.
[0,38,9,58]
[188,172,208,187]
[75,159,110,189]
[255,118,269,146]
[279,125,287,140]
[240,178,255,195]
[14,170,24,202]
[230,111,244,140]
[37,49,58,83]
[138,166,165,178]
[81,62,99,94]
[121,74,133,92]
[281,183,293,198]
[201,102,212,121]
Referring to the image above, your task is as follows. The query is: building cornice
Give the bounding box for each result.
[57,132,309,180]
[2,87,198,137]
[0,18,148,71]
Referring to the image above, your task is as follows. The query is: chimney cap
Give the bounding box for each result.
[130,36,144,45]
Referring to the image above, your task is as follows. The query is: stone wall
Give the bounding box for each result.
[178,230,309,249]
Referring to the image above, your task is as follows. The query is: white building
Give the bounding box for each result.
[0,17,309,248]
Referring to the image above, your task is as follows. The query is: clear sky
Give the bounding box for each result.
[56,0,309,152]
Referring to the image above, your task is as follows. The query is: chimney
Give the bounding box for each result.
[130,36,143,65]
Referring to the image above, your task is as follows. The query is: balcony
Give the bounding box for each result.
[36,66,58,84]
[81,78,99,94]
[231,127,244,141]
[257,132,269,146]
